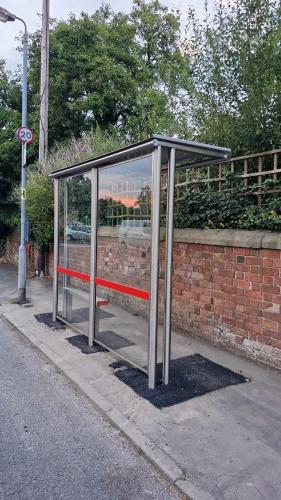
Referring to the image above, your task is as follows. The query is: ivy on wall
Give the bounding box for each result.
[174,186,281,232]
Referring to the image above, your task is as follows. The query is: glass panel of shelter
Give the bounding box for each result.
[95,155,152,372]
[57,173,91,334]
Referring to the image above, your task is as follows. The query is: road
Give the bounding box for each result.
[0,317,180,500]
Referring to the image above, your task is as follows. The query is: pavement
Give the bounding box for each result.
[0,263,18,302]
[0,316,180,500]
[1,265,281,500]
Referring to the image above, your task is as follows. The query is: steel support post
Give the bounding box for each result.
[89,168,98,347]
[52,178,59,321]
[62,181,69,318]
[148,146,162,389]
[163,148,176,385]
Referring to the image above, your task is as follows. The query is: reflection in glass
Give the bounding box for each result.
[57,174,91,335]
[96,156,152,371]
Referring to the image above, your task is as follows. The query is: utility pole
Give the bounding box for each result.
[39,0,49,164]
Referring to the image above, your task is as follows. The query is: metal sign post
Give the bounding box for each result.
[18,25,29,302]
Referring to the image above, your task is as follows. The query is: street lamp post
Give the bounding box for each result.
[0,6,28,302]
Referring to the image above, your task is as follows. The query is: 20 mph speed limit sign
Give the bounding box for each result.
[17,126,35,145]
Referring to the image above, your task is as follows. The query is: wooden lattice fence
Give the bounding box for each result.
[175,148,281,207]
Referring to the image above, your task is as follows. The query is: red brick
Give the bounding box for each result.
[263,293,274,302]
[244,322,263,335]
[245,256,263,266]
[233,248,251,256]
[218,269,235,278]
[260,301,273,309]
[221,284,236,294]
[222,317,236,327]
[263,258,273,267]
[261,284,280,294]
[233,279,250,290]
[213,275,233,286]
[245,272,263,283]
[206,245,225,253]
[260,249,280,258]
[249,283,262,299]
[262,267,279,277]
[260,318,278,331]
[235,271,245,279]
[262,310,281,322]
[274,277,281,286]
[251,249,260,256]
[263,276,274,285]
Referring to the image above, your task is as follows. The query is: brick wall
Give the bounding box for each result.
[56,230,281,369]
[1,231,37,275]
[163,242,281,368]
[4,228,281,369]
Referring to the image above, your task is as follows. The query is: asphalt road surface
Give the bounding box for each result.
[0,318,180,500]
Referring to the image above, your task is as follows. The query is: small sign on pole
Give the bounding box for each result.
[17,126,35,145]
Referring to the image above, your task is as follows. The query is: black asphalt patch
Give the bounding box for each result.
[34,313,65,330]
[97,330,135,349]
[66,334,107,354]
[113,354,249,408]
[69,307,113,323]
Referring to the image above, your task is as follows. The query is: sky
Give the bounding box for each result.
[0,0,211,71]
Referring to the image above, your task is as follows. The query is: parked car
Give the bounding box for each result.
[65,223,91,241]
[118,219,151,238]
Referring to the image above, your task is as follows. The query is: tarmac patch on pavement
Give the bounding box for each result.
[114,353,250,408]
[66,334,107,354]
[60,307,113,324]
[34,312,65,330]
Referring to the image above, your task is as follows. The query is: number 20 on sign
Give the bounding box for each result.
[17,126,35,145]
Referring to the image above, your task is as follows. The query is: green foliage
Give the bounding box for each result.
[184,0,281,155]
[40,126,128,174]
[0,60,21,236]
[26,128,127,246]
[26,172,54,247]
[175,191,247,230]
[28,1,189,146]
[175,187,281,232]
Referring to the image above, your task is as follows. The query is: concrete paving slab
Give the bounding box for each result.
[1,266,281,499]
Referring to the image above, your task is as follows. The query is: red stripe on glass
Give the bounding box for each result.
[57,266,90,282]
[94,277,150,300]
[57,267,149,300]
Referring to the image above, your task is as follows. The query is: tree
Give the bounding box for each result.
[183,0,281,154]
[27,1,191,148]
[126,0,191,138]
[0,60,21,236]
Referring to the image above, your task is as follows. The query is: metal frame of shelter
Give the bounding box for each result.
[50,135,230,389]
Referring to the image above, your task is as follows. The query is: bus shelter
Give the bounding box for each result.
[51,135,230,389]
